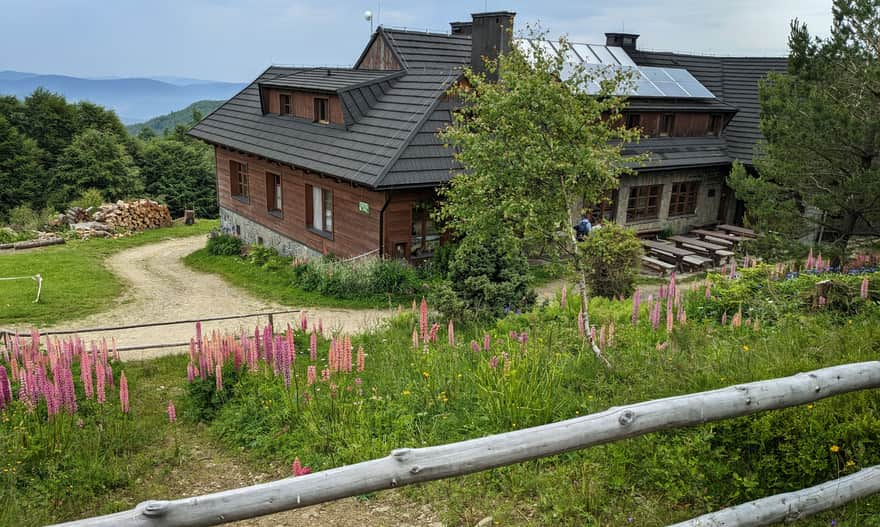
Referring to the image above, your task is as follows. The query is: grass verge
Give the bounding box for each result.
[183,248,405,309]
[0,220,217,327]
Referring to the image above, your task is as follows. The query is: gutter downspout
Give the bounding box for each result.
[378,192,392,259]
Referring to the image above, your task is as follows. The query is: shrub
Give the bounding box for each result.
[206,233,243,256]
[247,245,278,267]
[69,188,105,210]
[579,222,642,299]
[434,234,535,320]
[7,205,53,232]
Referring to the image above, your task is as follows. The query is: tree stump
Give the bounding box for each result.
[184,210,195,225]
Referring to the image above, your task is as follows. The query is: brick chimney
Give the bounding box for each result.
[604,32,639,51]
[470,11,515,80]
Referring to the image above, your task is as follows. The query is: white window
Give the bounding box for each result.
[307,185,332,234]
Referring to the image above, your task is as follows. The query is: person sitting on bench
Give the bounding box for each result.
[575,213,592,241]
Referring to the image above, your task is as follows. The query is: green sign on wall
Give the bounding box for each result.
[358,202,370,214]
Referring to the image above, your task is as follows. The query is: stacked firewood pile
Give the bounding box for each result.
[53,199,173,239]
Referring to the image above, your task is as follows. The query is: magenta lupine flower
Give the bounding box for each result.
[447,320,455,346]
[307,365,317,385]
[483,334,491,351]
[356,346,365,372]
[119,371,130,414]
[96,360,106,404]
[215,363,223,392]
[0,365,10,410]
[488,356,499,369]
[321,368,330,381]
[429,323,440,343]
[167,400,177,423]
[343,336,353,373]
[669,272,677,299]
[300,312,308,332]
[861,278,869,299]
[318,318,323,335]
[677,302,687,325]
[651,300,661,331]
[291,457,312,477]
[560,285,567,308]
[578,309,586,336]
[310,330,317,361]
[806,247,814,269]
[419,298,429,343]
[666,297,674,333]
[816,253,824,271]
[470,340,480,353]
[631,289,641,326]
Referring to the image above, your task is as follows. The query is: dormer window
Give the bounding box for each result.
[660,113,675,136]
[314,98,329,124]
[280,94,291,115]
[708,114,722,136]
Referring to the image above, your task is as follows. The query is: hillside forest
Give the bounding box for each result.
[0,88,218,226]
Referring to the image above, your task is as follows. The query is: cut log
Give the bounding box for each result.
[13,238,65,250]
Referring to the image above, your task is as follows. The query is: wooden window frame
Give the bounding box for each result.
[668,181,700,217]
[266,172,283,217]
[314,98,329,124]
[280,94,291,115]
[708,114,722,136]
[229,160,249,202]
[625,113,641,129]
[626,184,663,222]
[659,113,675,136]
[305,184,333,238]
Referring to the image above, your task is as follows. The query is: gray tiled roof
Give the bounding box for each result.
[629,51,788,162]
[623,136,730,170]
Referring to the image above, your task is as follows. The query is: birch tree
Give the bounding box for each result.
[438,31,641,360]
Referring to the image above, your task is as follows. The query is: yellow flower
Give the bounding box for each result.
[742,345,750,352]
[422,371,429,378]
[846,460,856,467]
[830,445,841,453]
[402,390,411,396]
[807,404,814,410]
[848,319,853,325]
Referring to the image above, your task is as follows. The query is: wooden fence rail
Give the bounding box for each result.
[50,361,880,527]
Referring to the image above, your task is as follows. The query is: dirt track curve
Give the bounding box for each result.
[41,236,396,361]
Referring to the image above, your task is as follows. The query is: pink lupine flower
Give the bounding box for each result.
[321,368,330,382]
[668,272,677,299]
[412,328,419,349]
[816,253,824,271]
[721,311,728,325]
[861,278,869,299]
[412,299,417,311]
[318,318,323,335]
[631,289,641,326]
[560,285,567,308]
[806,247,814,269]
[578,309,586,336]
[356,346,365,372]
[470,340,480,353]
[429,323,440,343]
[310,330,317,361]
[656,341,669,351]
[167,400,177,423]
[96,360,106,404]
[732,310,742,328]
[215,363,223,392]
[590,325,596,343]
[119,371,130,414]
[743,254,750,268]
[0,365,10,409]
[666,296,674,333]
[447,320,455,346]
[677,302,687,325]
[76,418,84,428]
[307,365,317,385]
[292,457,312,477]
[488,356,499,369]
[300,312,308,332]
[483,334,491,351]
[419,298,429,342]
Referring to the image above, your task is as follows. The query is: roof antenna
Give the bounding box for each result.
[364,10,373,35]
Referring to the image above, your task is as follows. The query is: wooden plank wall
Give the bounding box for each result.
[357,34,401,70]
[630,112,717,137]
[264,89,344,125]
[216,147,385,257]
[382,189,436,258]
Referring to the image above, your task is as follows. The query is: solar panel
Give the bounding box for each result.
[515,39,716,99]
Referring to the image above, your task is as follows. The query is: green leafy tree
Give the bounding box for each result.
[139,137,217,218]
[579,223,643,299]
[438,31,641,354]
[0,115,45,218]
[20,88,79,165]
[50,129,143,207]
[732,0,880,252]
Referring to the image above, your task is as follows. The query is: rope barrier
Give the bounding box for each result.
[0,274,42,302]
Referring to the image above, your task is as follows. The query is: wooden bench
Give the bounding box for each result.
[717,224,758,238]
[682,254,714,270]
[641,240,711,272]
[668,236,735,265]
[690,229,743,247]
[641,256,676,276]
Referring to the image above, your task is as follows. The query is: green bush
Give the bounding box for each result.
[579,222,642,299]
[7,205,53,232]
[69,188,105,210]
[206,233,243,256]
[434,234,535,320]
[247,245,278,267]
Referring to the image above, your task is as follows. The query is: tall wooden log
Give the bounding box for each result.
[50,362,880,527]
[668,465,880,527]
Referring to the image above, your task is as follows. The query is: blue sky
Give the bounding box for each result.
[1,0,832,82]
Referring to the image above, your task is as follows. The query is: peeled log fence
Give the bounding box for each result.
[53,361,880,527]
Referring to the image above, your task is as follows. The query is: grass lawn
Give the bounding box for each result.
[0,220,217,327]
[183,248,409,310]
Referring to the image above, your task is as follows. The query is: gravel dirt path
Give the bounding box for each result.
[40,236,396,361]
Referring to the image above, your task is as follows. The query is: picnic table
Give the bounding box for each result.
[717,224,758,238]
[690,229,746,247]
[668,235,735,265]
[641,240,713,271]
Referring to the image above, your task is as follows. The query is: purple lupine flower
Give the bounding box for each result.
[420,298,429,343]
[483,334,491,351]
[310,330,318,361]
[666,297,674,333]
[307,365,317,385]
[470,340,480,353]
[488,356,499,369]
[806,247,814,270]
[861,277,869,299]
[119,371,130,414]
[167,400,177,423]
[0,365,11,410]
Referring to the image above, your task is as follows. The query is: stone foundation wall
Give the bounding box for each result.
[220,207,321,258]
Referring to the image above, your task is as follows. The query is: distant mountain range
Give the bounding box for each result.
[127,100,224,136]
[0,70,245,124]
